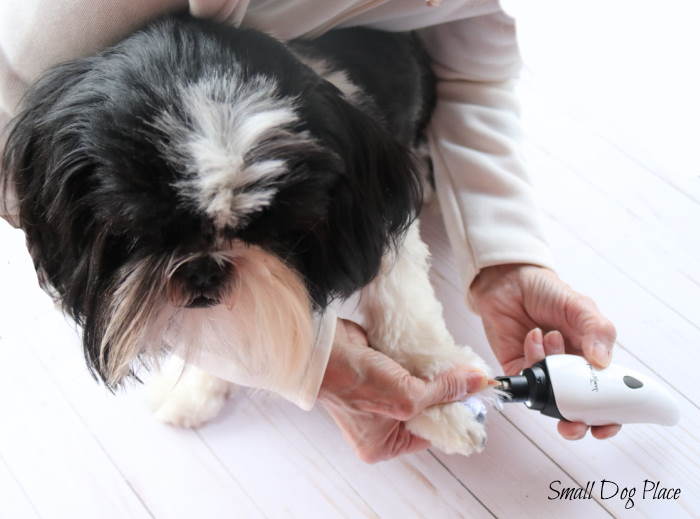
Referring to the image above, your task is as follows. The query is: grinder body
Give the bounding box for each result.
[496,354,680,426]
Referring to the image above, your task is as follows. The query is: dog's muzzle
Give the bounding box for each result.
[172,256,230,307]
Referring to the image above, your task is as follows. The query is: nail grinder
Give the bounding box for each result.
[492,354,680,426]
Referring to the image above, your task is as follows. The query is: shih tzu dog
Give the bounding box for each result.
[1,13,495,455]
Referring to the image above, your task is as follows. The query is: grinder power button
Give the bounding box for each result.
[623,375,643,389]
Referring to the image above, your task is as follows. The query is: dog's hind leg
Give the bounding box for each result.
[360,219,494,456]
[146,355,234,428]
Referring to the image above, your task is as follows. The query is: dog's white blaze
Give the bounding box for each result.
[157,73,300,228]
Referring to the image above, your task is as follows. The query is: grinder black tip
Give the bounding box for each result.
[495,360,566,420]
[495,374,530,402]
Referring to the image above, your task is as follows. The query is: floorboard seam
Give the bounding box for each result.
[427,451,497,519]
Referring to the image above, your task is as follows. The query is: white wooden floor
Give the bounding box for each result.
[2,3,700,518]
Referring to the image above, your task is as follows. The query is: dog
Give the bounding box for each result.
[0,13,495,456]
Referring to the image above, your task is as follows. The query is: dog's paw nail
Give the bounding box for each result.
[462,395,487,423]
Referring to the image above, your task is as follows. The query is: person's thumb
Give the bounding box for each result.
[569,297,617,369]
[421,369,490,409]
[581,331,617,369]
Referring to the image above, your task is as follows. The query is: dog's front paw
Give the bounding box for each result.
[406,401,487,456]
[147,357,233,428]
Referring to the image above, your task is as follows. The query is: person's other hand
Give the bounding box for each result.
[469,264,621,440]
[319,318,489,463]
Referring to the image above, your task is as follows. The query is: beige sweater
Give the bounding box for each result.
[0,0,555,409]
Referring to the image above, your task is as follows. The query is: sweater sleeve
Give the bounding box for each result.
[172,309,337,411]
[417,10,555,312]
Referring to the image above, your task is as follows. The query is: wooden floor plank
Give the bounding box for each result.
[520,76,700,295]
[0,452,42,519]
[518,70,700,260]
[0,328,153,519]
[229,390,494,519]
[196,392,383,519]
[25,309,266,519]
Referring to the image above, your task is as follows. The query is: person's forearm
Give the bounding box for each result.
[418,13,555,308]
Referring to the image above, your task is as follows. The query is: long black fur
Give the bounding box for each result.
[1,12,435,385]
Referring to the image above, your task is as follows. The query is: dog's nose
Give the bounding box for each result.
[175,256,228,294]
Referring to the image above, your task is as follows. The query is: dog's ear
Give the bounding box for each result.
[299,82,424,303]
[0,58,159,386]
[0,58,102,308]
[2,58,92,213]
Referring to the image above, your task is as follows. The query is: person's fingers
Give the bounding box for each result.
[357,424,431,463]
[383,429,432,460]
[564,295,617,369]
[523,327,545,366]
[591,424,622,439]
[529,331,589,441]
[540,329,620,442]
[543,330,565,355]
[416,370,490,414]
[557,420,589,440]
[534,331,588,442]
[339,318,370,345]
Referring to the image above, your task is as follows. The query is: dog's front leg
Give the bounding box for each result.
[147,355,234,428]
[360,219,492,456]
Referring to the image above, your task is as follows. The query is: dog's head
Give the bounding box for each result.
[0,14,422,388]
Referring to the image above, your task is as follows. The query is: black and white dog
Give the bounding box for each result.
[1,13,493,455]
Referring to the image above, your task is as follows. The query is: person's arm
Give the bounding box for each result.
[417,11,555,311]
[419,11,622,441]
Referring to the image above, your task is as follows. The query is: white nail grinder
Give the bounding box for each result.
[491,354,680,426]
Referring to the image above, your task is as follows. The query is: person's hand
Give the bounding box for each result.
[319,318,489,463]
[469,263,621,440]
